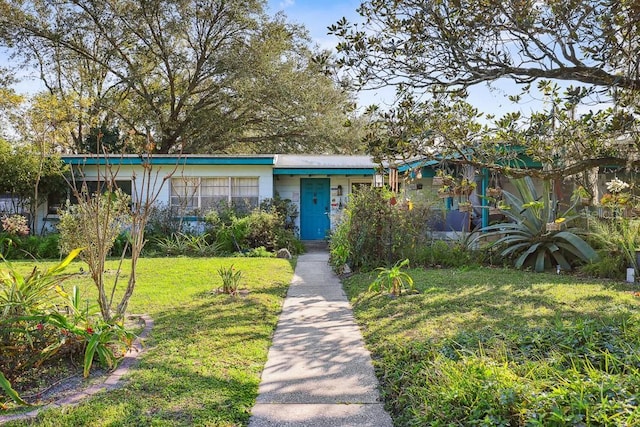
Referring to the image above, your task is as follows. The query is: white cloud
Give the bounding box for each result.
[279,0,294,8]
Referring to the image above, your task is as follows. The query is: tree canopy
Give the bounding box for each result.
[330,0,640,180]
[1,0,363,154]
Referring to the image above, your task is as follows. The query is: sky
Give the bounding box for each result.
[266,0,400,110]
[265,0,540,118]
[0,0,559,119]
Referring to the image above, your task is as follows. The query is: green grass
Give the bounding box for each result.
[343,266,640,426]
[3,256,294,426]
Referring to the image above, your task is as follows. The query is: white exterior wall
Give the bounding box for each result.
[36,163,274,234]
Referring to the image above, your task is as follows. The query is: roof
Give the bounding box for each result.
[61,154,275,166]
[272,155,379,175]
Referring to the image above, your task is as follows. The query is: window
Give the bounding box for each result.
[170,177,259,214]
[48,179,132,215]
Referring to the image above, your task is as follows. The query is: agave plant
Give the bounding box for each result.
[476,177,598,272]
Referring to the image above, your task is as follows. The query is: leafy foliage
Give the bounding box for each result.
[0,232,60,260]
[154,232,220,257]
[0,139,67,226]
[588,217,640,276]
[476,177,598,272]
[2,1,362,154]
[0,249,134,407]
[368,259,414,296]
[214,207,303,255]
[328,1,640,185]
[343,266,640,426]
[1,256,293,423]
[329,187,437,271]
[217,264,242,295]
[331,0,640,92]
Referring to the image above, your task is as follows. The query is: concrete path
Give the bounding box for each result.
[248,248,393,427]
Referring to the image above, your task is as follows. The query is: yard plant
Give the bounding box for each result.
[1,256,293,425]
[344,267,640,426]
[477,177,598,272]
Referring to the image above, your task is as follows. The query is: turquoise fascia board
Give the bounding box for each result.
[273,168,375,175]
[397,159,439,172]
[62,156,275,166]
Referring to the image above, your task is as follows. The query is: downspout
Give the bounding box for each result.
[481,168,489,229]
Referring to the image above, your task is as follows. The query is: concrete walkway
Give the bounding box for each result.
[248,248,393,427]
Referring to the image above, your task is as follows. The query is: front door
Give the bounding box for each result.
[300,178,330,240]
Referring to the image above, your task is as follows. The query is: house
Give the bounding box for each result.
[37,152,597,240]
[39,154,383,240]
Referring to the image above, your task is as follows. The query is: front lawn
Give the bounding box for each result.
[343,266,640,426]
[3,256,294,426]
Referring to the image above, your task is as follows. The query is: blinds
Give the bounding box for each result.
[171,177,259,213]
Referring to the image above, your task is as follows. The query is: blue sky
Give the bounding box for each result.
[1,0,554,118]
[266,0,528,116]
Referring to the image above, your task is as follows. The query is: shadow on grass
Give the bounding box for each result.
[343,267,640,345]
[17,283,289,427]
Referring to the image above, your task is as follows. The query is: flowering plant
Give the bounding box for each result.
[1,215,29,236]
[218,264,242,295]
[606,178,630,194]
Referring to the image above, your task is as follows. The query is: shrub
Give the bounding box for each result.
[579,251,626,280]
[329,187,436,272]
[586,217,640,277]
[413,239,478,268]
[0,233,61,260]
[260,195,299,232]
[215,208,303,255]
[145,202,189,239]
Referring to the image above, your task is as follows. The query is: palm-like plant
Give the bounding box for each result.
[475,177,598,272]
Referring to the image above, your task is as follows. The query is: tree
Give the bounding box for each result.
[331,0,640,181]
[331,0,640,92]
[1,0,362,154]
[58,145,176,322]
[0,139,67,231]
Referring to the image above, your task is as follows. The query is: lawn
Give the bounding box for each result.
[2,256,294,427]
[343,266,640,426]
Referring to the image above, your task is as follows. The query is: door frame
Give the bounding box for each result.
[299,178,330,240]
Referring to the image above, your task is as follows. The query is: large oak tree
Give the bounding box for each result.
[1,0,363,154]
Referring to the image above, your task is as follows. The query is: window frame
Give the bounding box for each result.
[170,176,260,215]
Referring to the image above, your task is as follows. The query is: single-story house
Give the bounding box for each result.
[39,154,386,240]
[34,152,613,239]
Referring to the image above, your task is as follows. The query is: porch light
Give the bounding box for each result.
[373,174,384,187]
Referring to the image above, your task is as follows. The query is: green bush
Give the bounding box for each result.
[215,208,303,255]
[413,239,479,268]
[0,233,61,260]
[329,188,436,272]
[375,319,640,426]
[260,195,299,232]
[579,251,626,280]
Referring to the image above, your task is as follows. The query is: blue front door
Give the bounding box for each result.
[300,178,330,240]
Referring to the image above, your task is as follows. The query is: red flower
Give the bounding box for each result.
[86,327,94,334]
[36,323,44,330]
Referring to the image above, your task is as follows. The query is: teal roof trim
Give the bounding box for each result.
[396,159,439,172]
[62,156,275,166]
[273,168,376,175]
